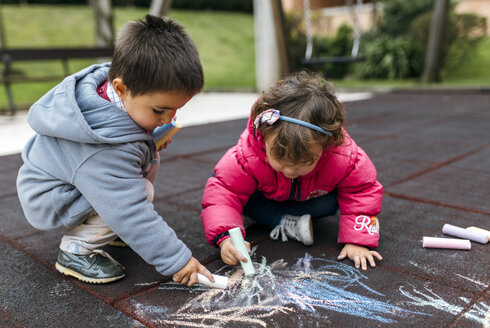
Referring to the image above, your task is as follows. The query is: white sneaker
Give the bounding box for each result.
[270,214,313,246]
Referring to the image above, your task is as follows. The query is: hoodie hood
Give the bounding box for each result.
[27,63,150,145]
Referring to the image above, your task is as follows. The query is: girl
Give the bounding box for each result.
[201,71,383,271]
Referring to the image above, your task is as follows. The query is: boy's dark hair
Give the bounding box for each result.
[109,15,203,96]
[252,71,345,165]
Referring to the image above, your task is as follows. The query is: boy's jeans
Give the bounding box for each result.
[243,190,339,229]
[59,153,160,255]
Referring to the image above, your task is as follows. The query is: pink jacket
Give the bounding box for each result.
[201,118,383,248]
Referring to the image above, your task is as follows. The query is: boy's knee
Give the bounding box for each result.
[144,178,154,203]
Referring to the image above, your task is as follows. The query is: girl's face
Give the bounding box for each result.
[265,136,323,179]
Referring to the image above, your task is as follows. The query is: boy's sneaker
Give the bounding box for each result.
[108,237,128,247]
[269,214,313,246]
[55,249,125,284]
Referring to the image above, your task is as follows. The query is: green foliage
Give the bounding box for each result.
[442,13,487,68]
[409,11,487,72]
[356,0,433,79]
[285,12,355,78]
[358,0,487,80]
[309,24,354,78]
[443,36,490,85]
[377,0,435,37]
[284,11,307,73]
[357,35,423,79]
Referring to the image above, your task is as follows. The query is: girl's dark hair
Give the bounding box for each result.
[252,71,345,165]
[109,15,203,96]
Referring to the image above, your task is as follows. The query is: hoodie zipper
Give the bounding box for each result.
[289,178,301,201]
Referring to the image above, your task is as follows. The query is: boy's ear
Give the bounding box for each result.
[112,78,128,99]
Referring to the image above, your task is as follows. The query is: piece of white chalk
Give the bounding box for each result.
[466,226,490,242]
[442,223,488,244]
[197,273,229,289]
[228,227,255,276]
[422,236,471,250]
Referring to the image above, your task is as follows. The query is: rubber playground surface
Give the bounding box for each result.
[0,89,489,327]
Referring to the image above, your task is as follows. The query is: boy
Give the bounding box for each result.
[16,15,214,285]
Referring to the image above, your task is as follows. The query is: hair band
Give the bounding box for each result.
[254,108,332,136]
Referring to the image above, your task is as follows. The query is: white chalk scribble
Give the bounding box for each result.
[400,286,489,325]
[132,253,424,327]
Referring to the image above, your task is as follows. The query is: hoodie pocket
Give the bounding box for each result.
[52,184,93,228]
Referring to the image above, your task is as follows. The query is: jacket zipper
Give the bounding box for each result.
[289,178,301,201]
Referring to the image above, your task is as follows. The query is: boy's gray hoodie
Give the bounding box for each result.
[16,63,191,276]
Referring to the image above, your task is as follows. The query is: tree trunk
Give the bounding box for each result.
[421,0,449,83]
[149,0,173,17]
[89,0,114,47]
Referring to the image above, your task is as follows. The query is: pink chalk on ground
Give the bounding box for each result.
[422,236,471,250]
[442,223,488,244]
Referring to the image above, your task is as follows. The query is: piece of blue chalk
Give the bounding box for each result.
[442,223,488,244]
[151,119,182,149]
[228,227,255,276]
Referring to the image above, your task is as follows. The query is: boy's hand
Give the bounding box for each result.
[338,243,383,270]
[156,137,172,151]
[218,237,251,265]
[172,256,214,286]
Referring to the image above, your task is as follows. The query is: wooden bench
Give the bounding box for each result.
[1,47,114,114]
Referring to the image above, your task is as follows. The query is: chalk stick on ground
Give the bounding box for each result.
[442,223,488,244]
[228,227,256,276]
[197,273,229,289]
[466,226,490,242]
[422,236,471,250]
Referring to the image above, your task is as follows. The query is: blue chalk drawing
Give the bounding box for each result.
[148,253,426,327]
[284,254,421,323]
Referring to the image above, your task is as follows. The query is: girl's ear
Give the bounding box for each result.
[112,78,128,99]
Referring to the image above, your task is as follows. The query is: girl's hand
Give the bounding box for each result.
[172,256,214,287]
[338,243,383,270]
[218,237,251,265]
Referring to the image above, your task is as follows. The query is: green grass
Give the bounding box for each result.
[442,37,490,86]
[0,5,255,111]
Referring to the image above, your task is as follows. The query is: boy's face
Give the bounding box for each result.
[113,78,192,131]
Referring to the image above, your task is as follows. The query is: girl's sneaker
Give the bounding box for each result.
[55,249,125,284]
[269,214,313,246]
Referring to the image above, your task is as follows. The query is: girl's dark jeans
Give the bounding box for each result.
[243,190,339,229]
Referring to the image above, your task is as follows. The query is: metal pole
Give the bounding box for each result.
[303,0,313,60]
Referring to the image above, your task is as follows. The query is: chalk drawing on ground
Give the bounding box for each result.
[399,286,489,326]
[132,253,425,327]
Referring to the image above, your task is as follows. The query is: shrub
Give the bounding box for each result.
[285,13,355,78]
[377,0,435,37]
[358,0,487,80]
[357,35,423,79]
[309,24,354,78]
